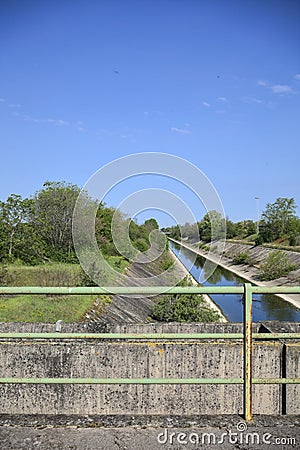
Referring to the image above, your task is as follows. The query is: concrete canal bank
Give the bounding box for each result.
[169,238,300,311]
[85,248,225,324]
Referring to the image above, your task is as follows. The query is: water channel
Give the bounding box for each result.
[169,241,300,322]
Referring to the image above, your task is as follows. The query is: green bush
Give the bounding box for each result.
[151,278,221,323]
[255,235,264,246]
[158,252,174,271]
[258,250,296,281]
[151,293,220,322]
[232,252,250,265]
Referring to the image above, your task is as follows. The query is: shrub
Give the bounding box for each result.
[158,253,174,271]
[198,243,210,251]
[151,293,221,322]
[151,277,221,323]
[258,250,296,281]
[232,252,250,265]
[289,233,297,246]
[255,235,263,246]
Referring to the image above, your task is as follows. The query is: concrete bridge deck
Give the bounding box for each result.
[1,415,299,449]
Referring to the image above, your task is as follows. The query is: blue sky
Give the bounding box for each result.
[0,0,299,226]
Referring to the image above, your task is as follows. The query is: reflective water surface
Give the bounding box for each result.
[170,242,300,322]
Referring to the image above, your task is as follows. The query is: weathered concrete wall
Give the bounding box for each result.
[0,323,298,416]
[286,343,300,414]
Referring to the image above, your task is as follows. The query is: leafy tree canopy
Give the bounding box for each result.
[259,197,298,243]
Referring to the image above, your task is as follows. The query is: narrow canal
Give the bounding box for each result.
[169,241,300,322]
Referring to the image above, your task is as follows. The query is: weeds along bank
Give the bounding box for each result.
[0,247,225,324]
[0,261,126,323]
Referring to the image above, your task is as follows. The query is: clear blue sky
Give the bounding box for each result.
[0,0,299,226]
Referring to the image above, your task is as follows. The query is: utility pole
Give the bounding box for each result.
[255,197,260,233]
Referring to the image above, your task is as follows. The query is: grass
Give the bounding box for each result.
[105,256,129,273]
[0,256,129,322]
[0,294,98,322]
[5,263,83,286]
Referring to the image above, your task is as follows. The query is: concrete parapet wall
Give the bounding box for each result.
[0,342,281,415]
[1,333,299,415]
[286,343,300,414]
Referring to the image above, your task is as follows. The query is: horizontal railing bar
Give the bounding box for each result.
[0,378,299,385]
[0,286,245,295]
[253,333,300,339]
[0,333,299,340]
[1,286,299,295]
[253,378,300,384]
[251,286,300,294]
[0,333,244,339]
[0,378,244,384]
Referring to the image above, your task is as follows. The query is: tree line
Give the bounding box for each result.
[164,197,300,246]
[1,184,299,266]
[0,181,159,265]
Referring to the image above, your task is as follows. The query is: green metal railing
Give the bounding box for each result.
[0,283,299,421]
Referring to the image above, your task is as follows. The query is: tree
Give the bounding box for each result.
[95,205,119,256]
[259,197,297,243]
[233,220,256,238]
[167,224,180,240]
[199,210,225,242]
[286,217,300,246]
[181,222,199,241]
[33,181,80,260]
[0,195,33,260]
[225,218,236,239]
[143,218,159,230]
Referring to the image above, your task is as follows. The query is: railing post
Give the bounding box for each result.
[244,283,253,421]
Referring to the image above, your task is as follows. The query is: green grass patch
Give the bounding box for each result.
[4,263,83,286]
[0,294,98,322]
[2,258,129,287]
[261,243,300,253]
[0,257,128,322]
[105,256,129,273]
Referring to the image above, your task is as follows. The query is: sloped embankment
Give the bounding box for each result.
[84,250,226,324]
[171,239,300,310]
